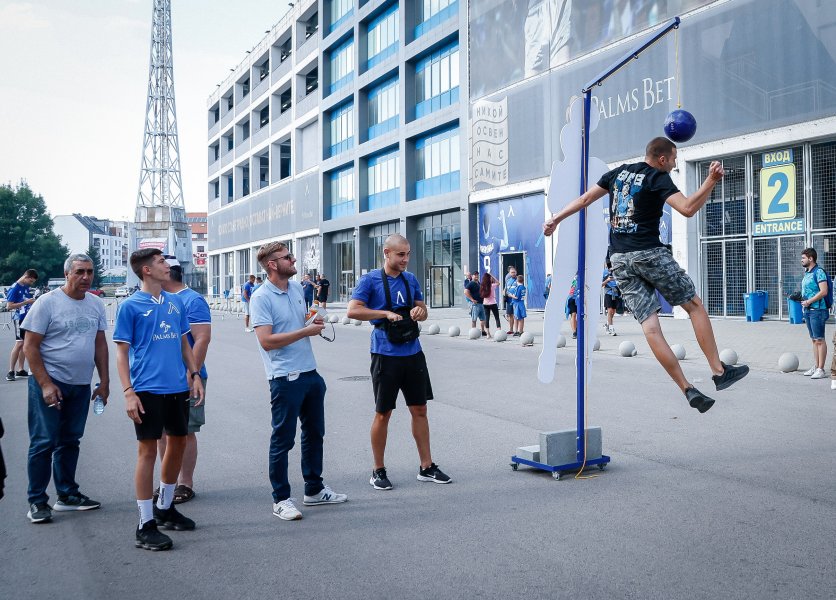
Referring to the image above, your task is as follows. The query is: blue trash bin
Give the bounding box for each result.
[787,298,804,324]
[744,293,765,322]
[754,290,769,314]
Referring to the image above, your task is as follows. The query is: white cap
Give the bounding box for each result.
[163,254,180,267]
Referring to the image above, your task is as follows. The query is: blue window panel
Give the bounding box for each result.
[415,87,458,119]
[329,8,354,33]
[414,0,458,38]
[366,188,400,211]
[366,43,398,70]
[415,170,459,200]
[329,72,355,95]
[368,116,398,140]
[329,137,354,158]
[326,200,355,220]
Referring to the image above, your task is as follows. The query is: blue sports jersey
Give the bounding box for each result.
[6,282,33,322]
[802,266,828,310]
[113,291,190,394]
[175,287,211,379]
[242,281,254,302]
[351,270,424,357]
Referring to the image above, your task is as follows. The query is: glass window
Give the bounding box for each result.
[367,77,399,139]
[367,4,399,67]
[329,102,354,156]
[329,0,353,31]
[329,37,354,93]
[328,166,355,220]
[415,43,459,116]
[415,126,460,198]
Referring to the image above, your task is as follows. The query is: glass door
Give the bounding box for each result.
[429,266,451,308]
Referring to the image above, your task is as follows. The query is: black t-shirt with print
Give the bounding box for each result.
[465,280,483,304]
[597,162,679,254]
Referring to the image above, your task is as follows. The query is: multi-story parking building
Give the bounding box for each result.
[207,0,469,307]
[209,0,836,320]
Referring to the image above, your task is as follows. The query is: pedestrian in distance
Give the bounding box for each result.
[347,234,451,491]
[544,136,749,413]
[464,272,489,337]
[114,248,205,551]
[251,242,347,522]
[315,273,330,309]
[154,256,212,505]
[242,274,256,332]
[301,273,315,311]
[799,248,829,380]
[22,255,109,523]
[503,265,518,334]
[602,260,621,336]
[566,273,579,340]
[6,268,38,381]
[480,272,501,330]
[512,274,527,336]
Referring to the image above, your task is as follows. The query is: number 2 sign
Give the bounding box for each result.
[760,158,796,221]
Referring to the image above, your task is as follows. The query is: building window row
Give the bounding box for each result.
[328,0,354,33]
[368,77,399,140]
[416,42,459,118]
[329,36,355,94]
[415,125,460,199]
[366,149,400,211]
[329,101,355,158]
[367,4,399,69]
[328,165,355,220]
[416,0,457,38]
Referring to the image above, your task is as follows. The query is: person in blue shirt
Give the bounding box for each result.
[348,234,451,490]
[799,248,829,380]
[301,273,315,310]
[503,266,518,334]
[254,276,263,292]
[156,256,212,505]
[251,241,347,522]
[565,273,579,339]
[512,274,527,336]
[6,268,38,381]
[602,260,621,336]
[242,274,256,333]
[114,248,204,551]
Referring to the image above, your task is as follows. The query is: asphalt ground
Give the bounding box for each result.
[1,308,835,599]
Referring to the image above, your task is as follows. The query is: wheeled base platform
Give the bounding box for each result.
[510,454,611,480]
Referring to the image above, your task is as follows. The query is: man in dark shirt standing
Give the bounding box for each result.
[464,272,489,337]
[543,137,748,413]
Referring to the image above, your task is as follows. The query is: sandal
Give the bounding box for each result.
[173,484,195,504]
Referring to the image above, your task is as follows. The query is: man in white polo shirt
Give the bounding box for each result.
[251,241,347,522]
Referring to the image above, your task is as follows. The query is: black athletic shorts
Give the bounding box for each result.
[370,351,433,413]
[567,297,578,314]
[14,321,25,342]
[134,390,190,440]
[604,294,620,310]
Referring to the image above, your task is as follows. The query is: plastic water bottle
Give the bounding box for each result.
[93,383,105,415]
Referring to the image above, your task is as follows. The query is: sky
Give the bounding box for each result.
[0,0,291,221]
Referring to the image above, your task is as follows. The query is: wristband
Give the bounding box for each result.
[191,371,200,379]
[124,385,133,393]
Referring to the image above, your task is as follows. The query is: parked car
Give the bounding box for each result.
[115,286,130,298]
[89,289,105,297]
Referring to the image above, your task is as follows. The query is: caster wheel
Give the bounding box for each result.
[510,463,518,471]
[552,471,561,480]
[598,463,606,471]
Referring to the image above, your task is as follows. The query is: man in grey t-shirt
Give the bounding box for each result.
[22,254,110,524]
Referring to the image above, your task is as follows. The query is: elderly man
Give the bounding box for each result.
[22,255,109,523]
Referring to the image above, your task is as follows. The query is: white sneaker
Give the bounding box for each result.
[272,499,302,520]
[608,326,616,336]
[831,379,836,390]
[811,368,827,379]
[803,367,816,376]
[303,485,348,506]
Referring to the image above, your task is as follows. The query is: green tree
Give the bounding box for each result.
[86,244,104,288]
[0,182,69,284]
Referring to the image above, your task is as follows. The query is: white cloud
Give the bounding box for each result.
[0,2,51,31]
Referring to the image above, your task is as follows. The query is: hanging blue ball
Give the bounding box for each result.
[664,109,697,143]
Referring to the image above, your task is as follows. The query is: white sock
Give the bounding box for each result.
[137,499,154,526]
[157,481,176,510]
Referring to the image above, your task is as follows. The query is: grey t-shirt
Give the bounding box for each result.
[22,289,107,385]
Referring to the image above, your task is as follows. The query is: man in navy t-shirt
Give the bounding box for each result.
[114,248,204,551]
[242,274,255,333]
[6,268,38,381]
[348,234,451,490]
[544,137,748,413]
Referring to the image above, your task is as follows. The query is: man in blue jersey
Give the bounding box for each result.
[503,265,517,335]
[114,248,204,551]
[251,241,347,522]
[156,256,212,504]
[242,274,256,332]
[799,248,829,380]
[348,234,451,491]
[6,268,38,381]
[544,137,749,413]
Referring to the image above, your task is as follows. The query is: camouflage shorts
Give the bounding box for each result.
[609,246,696,323]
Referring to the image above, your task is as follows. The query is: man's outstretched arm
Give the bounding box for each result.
[543,185,609,236]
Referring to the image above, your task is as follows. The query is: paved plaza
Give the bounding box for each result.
[1,305,834,599]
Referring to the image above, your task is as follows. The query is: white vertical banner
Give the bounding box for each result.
[472,98,509,187]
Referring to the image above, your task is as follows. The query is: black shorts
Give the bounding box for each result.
[370,351,433,413]
[14,322,25,342]
[604,294,620,310]
[567,297,578,314]
[134,391,190,440]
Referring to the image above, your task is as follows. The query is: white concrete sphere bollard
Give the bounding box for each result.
[520,332,535,346]
[468,327,481,340]
[619,340,637,357]
[778,352,799,373]
[671,344,686,361]
[593,338,601,351]
[341,316,351,325]
[719,348,738,365]
[448,325,460,337]
[328,314,340,324]
[493,330,507,342]
[427,323,440,335]
[556,334,566,348]
[353,319,363,326]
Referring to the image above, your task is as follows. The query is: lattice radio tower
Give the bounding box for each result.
[132,0,192,277]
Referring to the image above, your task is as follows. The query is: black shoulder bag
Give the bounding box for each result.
[376,270,420,344]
